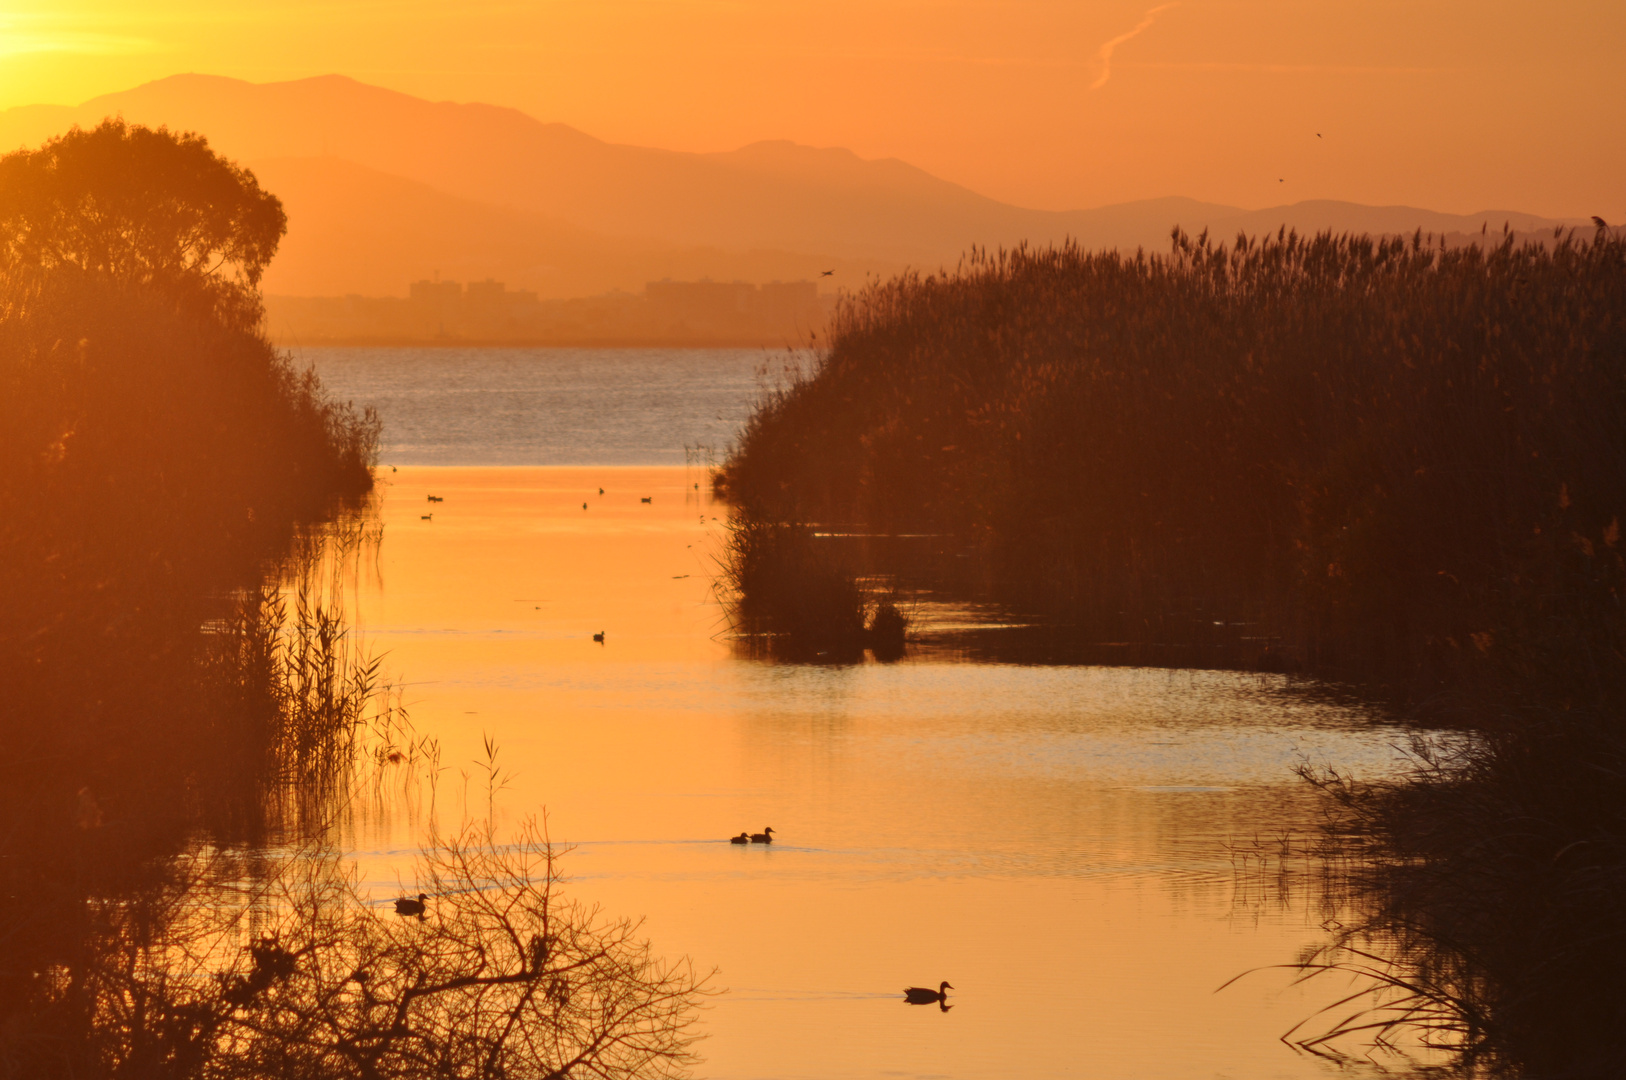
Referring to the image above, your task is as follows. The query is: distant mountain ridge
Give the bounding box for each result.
[0,75,1582,298]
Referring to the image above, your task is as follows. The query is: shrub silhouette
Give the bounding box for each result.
[2,820,711,1080]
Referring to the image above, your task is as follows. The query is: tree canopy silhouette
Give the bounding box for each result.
[0,119,285,321]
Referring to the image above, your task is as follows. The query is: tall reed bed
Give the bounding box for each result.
[721,227,1626,694]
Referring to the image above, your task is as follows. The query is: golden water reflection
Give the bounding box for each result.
[348,466,1420,1080]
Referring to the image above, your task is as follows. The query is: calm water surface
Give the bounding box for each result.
[334,468,1417,1080]
[295,345,777,465]
[303,348,1421,1078]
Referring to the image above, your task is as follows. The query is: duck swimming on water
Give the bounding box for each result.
[728,832,750,844]
[749,827,774,843]
[394,893,428,917]
[903,981,953,1005]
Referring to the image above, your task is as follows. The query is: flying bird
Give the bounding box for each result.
[820,269,834,277]
[1316,133,1322,138]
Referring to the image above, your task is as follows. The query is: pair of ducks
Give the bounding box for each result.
[728,827,775,844]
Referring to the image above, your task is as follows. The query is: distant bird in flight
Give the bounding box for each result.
[582,502,588,510]
[820,269,834,277]
[1278,178,1285,183]
[1593,216,1610,229]
[1316,133,1322,138]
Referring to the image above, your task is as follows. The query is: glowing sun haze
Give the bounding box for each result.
[1,0,1621,218]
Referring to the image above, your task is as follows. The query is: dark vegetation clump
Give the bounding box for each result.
[1,820,712,1080]
[0,121,712,1079]
[1290,714,1626,1075]
[719,227,1626,693]
[0,119,380,840]
[0,119,394,1063]
[717,517,909,660]
[720,227,1626,1071]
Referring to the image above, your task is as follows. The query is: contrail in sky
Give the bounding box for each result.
[1091,3,1178,90]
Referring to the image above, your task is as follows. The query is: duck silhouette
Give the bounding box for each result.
[394,893,428,917]
[749,827,774,843]
[904,981,953,1006]
[728,832,750,844]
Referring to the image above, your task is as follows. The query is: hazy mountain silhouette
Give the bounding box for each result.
[0,74,1580,297]
[249,156,896,298]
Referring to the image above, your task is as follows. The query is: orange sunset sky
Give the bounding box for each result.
[1,0,1622,219]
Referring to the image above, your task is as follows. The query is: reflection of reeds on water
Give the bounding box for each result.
[199,519,436,842]
[716,514,909,661]
[1274,714,1626,1076]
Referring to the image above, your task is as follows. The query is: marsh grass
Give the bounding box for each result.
[1270,713,1626,1076]
[196,522,425,841]
[715,516,912,660]
[720,226,1626,693]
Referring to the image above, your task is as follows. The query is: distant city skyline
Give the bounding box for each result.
[1,0,1620,220]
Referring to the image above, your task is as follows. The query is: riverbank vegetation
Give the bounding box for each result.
[719,227,1626,693]
[716,517,907,660]
[0,119,381,837]
[1288,713,1626,1074]
[0,120,407,1073]
[718,227,1626,1072]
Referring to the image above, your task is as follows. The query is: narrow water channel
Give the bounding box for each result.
[339,465,1426,1079]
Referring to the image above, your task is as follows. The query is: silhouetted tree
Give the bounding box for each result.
[0,118,286,325]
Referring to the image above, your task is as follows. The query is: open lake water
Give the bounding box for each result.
[298,345,1421,1079]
